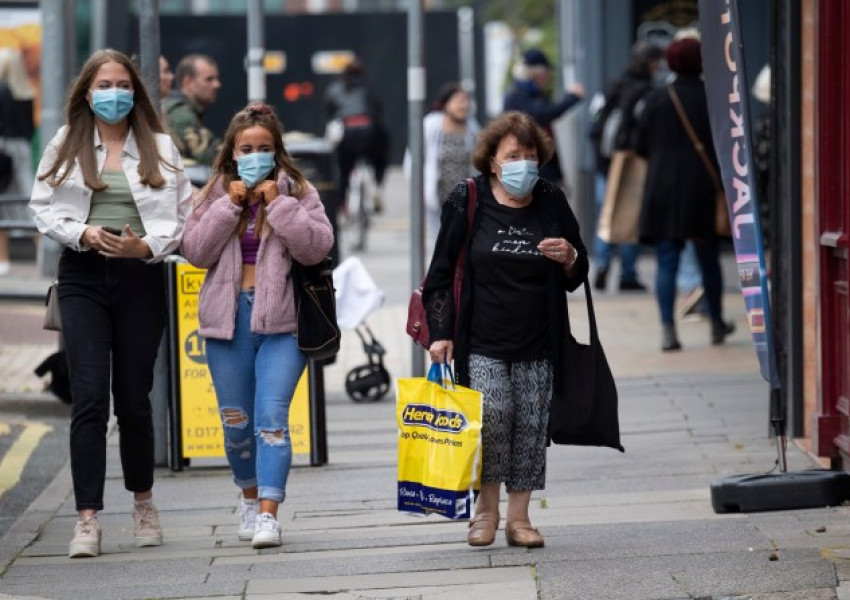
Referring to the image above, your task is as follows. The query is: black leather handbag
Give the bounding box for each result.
[549,281,624,452]
[291,257,340,361]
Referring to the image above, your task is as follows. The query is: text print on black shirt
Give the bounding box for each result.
[492,225,543,257]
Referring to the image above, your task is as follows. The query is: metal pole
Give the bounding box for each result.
[307,361,328,466]
[40,0,66,158]
[138,0,169,466]
[247,0,266,103]
[90,0,107,53]
[165,263,183,471]
[457,6,476,121]
[408,0,426,378]
[138,0,161,112]
[778,0,804,439]
[39,0,71,278]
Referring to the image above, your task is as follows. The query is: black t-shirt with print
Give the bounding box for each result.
[468,189,549,361]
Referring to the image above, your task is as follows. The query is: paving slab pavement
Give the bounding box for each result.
[1,169,850,599]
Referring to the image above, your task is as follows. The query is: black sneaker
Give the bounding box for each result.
[594,268,608,291]
[619,280,647,292]
[662,324,682,351]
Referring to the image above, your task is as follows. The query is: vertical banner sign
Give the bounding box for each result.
[698,0,781,389]
[173,263,311,459]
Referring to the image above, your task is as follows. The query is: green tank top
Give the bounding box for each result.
[86,170,146,237]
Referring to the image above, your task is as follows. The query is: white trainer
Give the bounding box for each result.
[132,501,163,547]
[251,512,281,549]
[69,516,101,558]
[237,498,259,541]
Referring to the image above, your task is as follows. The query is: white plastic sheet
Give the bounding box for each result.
[333,256,385,331]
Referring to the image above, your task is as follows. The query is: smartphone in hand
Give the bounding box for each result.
[101,226,122,236]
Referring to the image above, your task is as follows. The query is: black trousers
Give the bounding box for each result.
[57,249,165,511]
[336,124,388,205]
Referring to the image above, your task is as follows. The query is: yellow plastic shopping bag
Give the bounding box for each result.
[396,363,482,519]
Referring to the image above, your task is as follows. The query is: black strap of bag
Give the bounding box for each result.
[565,279,601,345]
[667,85,723,195]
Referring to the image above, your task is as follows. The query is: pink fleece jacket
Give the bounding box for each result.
[181,173,334,340]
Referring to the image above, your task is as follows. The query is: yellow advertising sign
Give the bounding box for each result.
[173,263,310,459]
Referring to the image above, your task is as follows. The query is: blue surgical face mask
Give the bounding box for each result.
[236,152,276,188]
[497,159,539,197]
[90,88,134,124]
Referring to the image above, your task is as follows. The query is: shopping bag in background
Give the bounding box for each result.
[396,363,482,519]
[597,150,647,244]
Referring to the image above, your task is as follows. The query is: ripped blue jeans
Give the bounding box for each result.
[205,291,307,503]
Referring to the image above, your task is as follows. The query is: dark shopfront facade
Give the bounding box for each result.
[805,0,850,466]
[600,0,847,465]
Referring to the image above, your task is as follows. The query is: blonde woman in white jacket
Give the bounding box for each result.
[29,49,191,559]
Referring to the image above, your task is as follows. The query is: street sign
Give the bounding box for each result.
[171,262,310,462]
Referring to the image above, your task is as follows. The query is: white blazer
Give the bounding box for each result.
[30,125,193,262]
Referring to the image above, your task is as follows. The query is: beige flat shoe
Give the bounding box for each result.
[467,513,499,547]
[505,521,544,548]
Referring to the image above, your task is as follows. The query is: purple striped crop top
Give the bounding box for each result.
[241,203,261,264]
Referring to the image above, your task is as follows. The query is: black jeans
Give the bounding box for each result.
[58,249,165,511]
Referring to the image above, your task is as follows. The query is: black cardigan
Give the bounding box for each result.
[422,175,589,390]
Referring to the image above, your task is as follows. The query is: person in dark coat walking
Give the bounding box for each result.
[634,37,735,351]
[589,40,663,292]
[503,49,585,184]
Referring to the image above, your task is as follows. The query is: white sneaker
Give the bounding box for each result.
[132,501,163,547]
[237,498,259,541]
[251,512,281,549]
[69,516,101,558]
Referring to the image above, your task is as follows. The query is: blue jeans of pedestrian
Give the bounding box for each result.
[205,291,307,503]
[655,238,723,325]
[593,172,641,283]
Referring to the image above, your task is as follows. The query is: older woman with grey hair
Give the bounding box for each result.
[424,111,589,548]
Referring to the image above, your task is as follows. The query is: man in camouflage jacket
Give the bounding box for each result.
[164,54,222,166]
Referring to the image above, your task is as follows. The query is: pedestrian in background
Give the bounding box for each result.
[158,56,174,99]
[589,40,663,293]
[424,111,588,549]
[29,48,192,558]
[418,82,479,251]
[503,48,586,185]
[164,53,222,167]
[0,47,36,276]
[131,54,175,134]
[633,38,735,351]
[323,57,389,214]
[181,103,333,549]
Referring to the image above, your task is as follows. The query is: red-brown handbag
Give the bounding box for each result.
[406,178,477,349]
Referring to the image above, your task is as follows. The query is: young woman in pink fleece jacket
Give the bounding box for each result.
[181,103,333,549]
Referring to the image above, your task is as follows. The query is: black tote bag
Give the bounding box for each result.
[549,281,624,452]
[291,257,341,361]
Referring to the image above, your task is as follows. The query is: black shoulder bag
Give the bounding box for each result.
[549,281,624,452]
[291,256,341,361]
